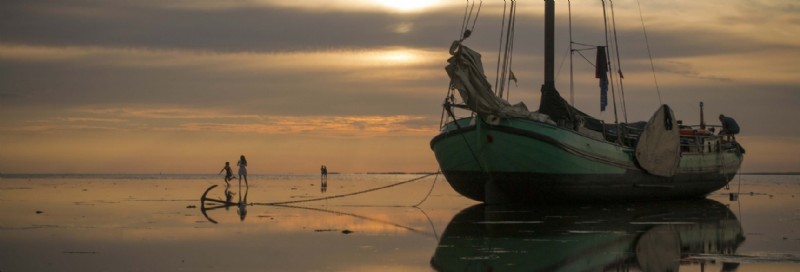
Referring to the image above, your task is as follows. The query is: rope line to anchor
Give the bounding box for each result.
[250,172,441,206]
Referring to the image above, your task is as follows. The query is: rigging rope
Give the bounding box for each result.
[460,0,482,40]
[609,0,628,123]
[460,1,470,39]
[637,0,663,105]
[469,1,482,34]
[505,1,516,97]
[411,170,439,207]
[498,0,516,99]
[494,0,507,95]
[568,0,575,105]
[601,1,620,126]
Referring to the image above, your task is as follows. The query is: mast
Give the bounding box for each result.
[544,0,555,89]
[538,0,575,124]
[700,101,706,130]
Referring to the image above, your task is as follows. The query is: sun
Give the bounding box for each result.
[373,0,441,12]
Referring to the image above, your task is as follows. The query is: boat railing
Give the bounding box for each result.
[577,119,740,154]
[678,125,740,154]
[575,116,646,147]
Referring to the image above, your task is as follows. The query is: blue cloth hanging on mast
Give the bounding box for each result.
[596,46,608,112]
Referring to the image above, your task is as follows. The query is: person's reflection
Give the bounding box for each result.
[237,181,248,221]
[200,183,249,223]
[224,184,234,210]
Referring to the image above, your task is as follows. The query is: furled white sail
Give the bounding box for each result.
[445,41,552,123]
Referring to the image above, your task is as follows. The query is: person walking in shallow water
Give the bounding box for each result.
[237,155,248,186]
[218,161,235,186]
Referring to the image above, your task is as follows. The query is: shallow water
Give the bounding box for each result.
[0,174,798,271]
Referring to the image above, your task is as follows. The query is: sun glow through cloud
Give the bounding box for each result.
[372,0,441,12]
[373,49,420,64]
[2,0,800,174]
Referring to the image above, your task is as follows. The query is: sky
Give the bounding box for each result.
[1,0,799,174]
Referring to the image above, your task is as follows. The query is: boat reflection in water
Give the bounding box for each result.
[431,199,744,271]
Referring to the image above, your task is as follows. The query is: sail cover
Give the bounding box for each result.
[635,105,681,177]
[596,46,609,112]
[445,42,550,121]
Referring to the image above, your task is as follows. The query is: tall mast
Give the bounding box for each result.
[544,0,555,89]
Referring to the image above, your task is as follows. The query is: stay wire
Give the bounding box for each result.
[602,0,619,125]
[498,0,516,99]
[495,0,507,94]
[637,0,663,105]
[609,0,628,123]
[506,1,516,99]
[568,0,574,105]
[469,1,482,34]
[464,1,476,39]
[460,0,470,39]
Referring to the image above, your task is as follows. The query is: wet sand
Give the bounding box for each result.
[0,174,798,271]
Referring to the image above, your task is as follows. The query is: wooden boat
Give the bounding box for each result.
[431,1,744,203]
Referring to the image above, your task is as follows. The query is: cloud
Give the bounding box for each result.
[0,43,449,118]
[171,115,434,137]
[2,105,436,137]
[0,0,461,52]
[2,0,800,173]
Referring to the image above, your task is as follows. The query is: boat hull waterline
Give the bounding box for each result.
[430,117,743,203]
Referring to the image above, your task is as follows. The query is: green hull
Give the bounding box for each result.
[430,117,744,203]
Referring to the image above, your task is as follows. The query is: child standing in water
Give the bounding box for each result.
[218,161,235,185]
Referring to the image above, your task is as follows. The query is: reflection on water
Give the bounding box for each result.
[200,184,249,223]
[198,183,437,237]
[3,175,799,271]
[431,199,744,271]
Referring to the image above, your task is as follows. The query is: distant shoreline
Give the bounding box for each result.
[739,172,800,175]
[0,172,796,179]
[0,172,440,178]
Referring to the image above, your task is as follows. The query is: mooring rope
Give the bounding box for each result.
[412,170,439,207]
[251,171,440,206]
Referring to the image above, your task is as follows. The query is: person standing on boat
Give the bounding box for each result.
[718,114,740,142]
[237,155,248,186]
[218,161,235,185]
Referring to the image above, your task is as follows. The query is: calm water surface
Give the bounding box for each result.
[0,174,798,271]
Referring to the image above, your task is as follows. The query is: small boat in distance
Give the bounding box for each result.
[431,1,744,203]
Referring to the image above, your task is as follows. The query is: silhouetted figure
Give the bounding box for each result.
[320,165,328,185]
[319,165,328,193]
[218,161,235,185]
[237,155,248,186]
[718,114,740,142]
